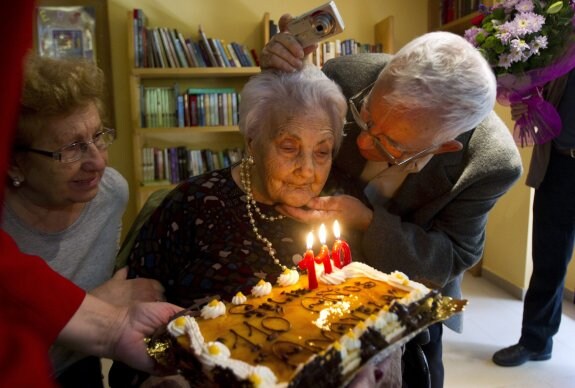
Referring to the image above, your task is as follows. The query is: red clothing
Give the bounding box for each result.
[0,2,86,386]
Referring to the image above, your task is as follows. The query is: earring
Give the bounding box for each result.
[11,177,22,187]
[246,155,254,165]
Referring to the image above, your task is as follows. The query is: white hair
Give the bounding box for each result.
[239,64,347,153]
[372,31,496,137]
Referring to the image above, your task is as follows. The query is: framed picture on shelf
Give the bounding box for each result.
[34,0,115,128]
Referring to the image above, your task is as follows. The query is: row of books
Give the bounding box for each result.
[132,9,258,68]
[140,86,240,128]
[141,146,244,184]
[310,39,384,67]
[439,0,480,26]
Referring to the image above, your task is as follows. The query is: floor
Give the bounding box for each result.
[103,274,575,388]
[443,274,575,388]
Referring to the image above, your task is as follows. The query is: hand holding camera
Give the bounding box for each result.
[260,2,345,72]
[287,1,345,48]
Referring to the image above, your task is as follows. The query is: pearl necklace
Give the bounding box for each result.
[240,156,287,271]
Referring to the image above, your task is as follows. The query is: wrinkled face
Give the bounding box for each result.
[250,111,335,207]
[355,102,439,164]
[10,102,108,207]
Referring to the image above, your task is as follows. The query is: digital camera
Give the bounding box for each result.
[287,1,345,47]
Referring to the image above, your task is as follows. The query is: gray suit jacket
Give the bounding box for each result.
[323,54,523,332]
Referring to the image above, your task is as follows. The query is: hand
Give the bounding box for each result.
[58,295,183,375]
[90,267,165,306]
[276,195,373,231]
[109,301,183,375]
[510,102,528,121]
[260,14,318,72]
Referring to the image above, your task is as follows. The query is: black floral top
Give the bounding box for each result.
[127,167,321,308]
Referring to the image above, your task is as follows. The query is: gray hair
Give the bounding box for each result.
[239,64,347,153]
[372,31,496,138]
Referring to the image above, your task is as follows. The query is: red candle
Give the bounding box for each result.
[332,220,352,267]
[298,232,318,289]
[316,224,333,274]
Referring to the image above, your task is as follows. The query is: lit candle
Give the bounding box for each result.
[298,232,318,289]
[332,220,352,267]
[316,224,333,274]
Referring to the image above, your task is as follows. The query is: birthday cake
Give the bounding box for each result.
[147,262,466,387]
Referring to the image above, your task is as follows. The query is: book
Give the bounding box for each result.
[230,42,249,66]
[151,28,167,68]
[171,29,190,67]
[159,27,178,67]
[187,40,206,67]
[207,38,226,67]
[198,25,217,67]
[177,31,197,67]
[214,39,232,67]
[226,42,242,68]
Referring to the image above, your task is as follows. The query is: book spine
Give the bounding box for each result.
[177,30,196,67]
[214,39,231,67]
[159,27,178,67]
[198,25,217,67]
[170,29,189,67]
[151,28,167,68]
[207,38,225,67]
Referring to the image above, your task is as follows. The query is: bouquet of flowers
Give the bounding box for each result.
[464,0,575,146]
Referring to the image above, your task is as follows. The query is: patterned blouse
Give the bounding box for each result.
[127,167,323,308]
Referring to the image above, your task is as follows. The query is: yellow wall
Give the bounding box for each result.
[105,0,575,297]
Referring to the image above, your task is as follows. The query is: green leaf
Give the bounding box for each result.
[546,1,564,14]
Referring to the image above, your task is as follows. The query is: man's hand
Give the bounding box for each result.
[89,267,165,306]
[260,14,317,72]
[276,195,373,231]
[510,102,528,121]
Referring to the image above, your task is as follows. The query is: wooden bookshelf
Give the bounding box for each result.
[127,10,260,210]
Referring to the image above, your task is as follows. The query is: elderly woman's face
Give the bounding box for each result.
[11,102,108,207]
[251,111,335,207]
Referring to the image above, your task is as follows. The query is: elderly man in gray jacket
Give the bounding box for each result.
[263,28,522,388]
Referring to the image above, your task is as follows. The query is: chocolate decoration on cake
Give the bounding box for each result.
[148,262,467,387]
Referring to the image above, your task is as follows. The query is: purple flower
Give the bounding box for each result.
[513,12,545,35]
[516,0,535,12]
[464,26,484,45]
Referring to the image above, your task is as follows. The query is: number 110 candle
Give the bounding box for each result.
[331,220,352,267]
[298,232,318,289]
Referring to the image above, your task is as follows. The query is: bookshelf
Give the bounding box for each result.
[428,0,493,35]
[127,11,260,209]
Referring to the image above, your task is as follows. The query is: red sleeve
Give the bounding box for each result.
[0,230,86,387]
[0,3,86,386]
[0,230,86,342]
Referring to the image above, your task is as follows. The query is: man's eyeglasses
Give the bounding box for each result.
[16,127,117,163]
[348,83,437,167]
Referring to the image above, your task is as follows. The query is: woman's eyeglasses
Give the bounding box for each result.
[347,83,436,167]
[16,127,116,163]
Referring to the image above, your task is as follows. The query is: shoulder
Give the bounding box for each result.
[99,167,129,204]
[467,111,523,178]
[322,53,393,98]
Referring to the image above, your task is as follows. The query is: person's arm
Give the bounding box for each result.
[57,294,181,374]
[89,266,166,305]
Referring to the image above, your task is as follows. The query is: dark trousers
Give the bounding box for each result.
[56,356,104,388]
[520,149,575,353]
[421,322,443,388]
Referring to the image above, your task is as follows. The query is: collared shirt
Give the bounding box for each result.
[361,154,434,205]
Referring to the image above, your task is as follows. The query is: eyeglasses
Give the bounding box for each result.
[348,83,437,167]
[16,127,116,163]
